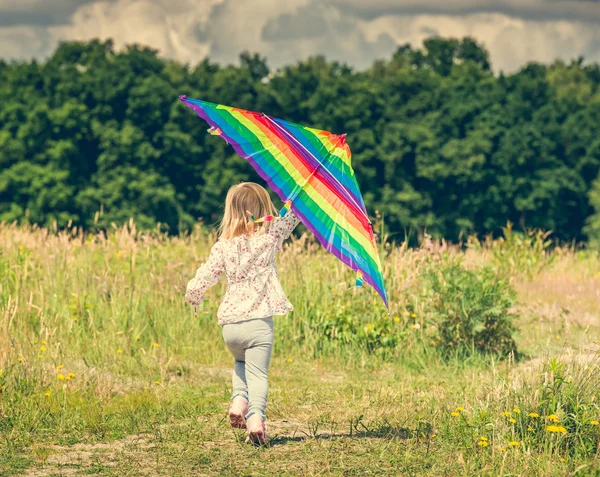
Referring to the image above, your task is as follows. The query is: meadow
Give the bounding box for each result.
[1,222,599,476]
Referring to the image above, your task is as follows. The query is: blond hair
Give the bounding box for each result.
[219,182,277,239]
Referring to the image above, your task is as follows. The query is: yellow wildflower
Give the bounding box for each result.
[547,414,560,423]
[38,354,43,359]
[455,407,465,412]
[65,376,71,381]
[117,349,123,354]
[85,240,91,245]
[57,374,65,380]
[153,343,159,348]
[451,411,460,417]
[366,323,373,330]
[57,365,63,370]
[499,447,507,452]
[590,421,599,426]
[67,372,75,378]
[44,392,51,397]
[528,412,539,418]
[40,346,47,352]
[513,408,520,414]
[17,357,23,363]
[479,436,488,441]
[546,425,567,434]
[502,411,511,417]
[287,358,293,363]
[155,380,161,385]
[477,440,489,447]
[509,441,520,447]
[527,426,534,432]
[509,418,517,424]
[411,313,417,318]
[18,245,25,251]
[393,317,400,323]
[430,434,436,439]
[41,340,47,345]
[136,335,140,340]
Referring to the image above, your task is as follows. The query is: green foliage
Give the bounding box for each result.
[422,259,518,357]
[584,172,600,247]
[1,38,599,241]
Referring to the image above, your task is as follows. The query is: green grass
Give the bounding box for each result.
[1,223,600,476]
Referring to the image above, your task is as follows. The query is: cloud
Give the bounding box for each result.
[0,0,599,72]
[361,12,600,72]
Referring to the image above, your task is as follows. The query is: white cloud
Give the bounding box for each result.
[361,12,600,72]
[0,0,599,72]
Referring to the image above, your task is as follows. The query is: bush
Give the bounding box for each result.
[422,259,518,358]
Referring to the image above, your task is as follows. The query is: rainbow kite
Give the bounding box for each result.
[180,96,388,308]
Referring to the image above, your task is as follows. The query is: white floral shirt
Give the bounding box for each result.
[185,211,300,324]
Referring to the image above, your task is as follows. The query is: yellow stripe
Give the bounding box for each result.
[226,109,378,257]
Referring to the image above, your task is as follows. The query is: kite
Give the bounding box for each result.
[180,95,388,308]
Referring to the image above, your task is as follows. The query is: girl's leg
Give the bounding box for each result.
[244,318,274,421]
[222,324,249,402]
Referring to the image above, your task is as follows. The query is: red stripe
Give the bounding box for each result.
[249,113,371,231]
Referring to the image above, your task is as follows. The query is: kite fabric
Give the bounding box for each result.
[179,95,388,308]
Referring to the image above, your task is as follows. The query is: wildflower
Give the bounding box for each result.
[546,425,567,434]
[477,440,489,447]
[528,412,539,418]
[85,240,91,245]
[65,376,71,381]
[451,411,460,417]
[479,436,488,441]
[527,426,534,432]
[17,357,23,363]
[57,374,65,380]
[18,245,25,251]
[455,407,465,412]
[509,418,517,424]
[155,381,161,385]
[153,343,159,348]
[509,441,520,447]
[411,313,417,318]
[430,434,436,439]
[40,346,47,352]
[117,349,123,354]
[44,392,51,397]
[57,365,63,370]
[67,373,75,378]
[366,323,373,330]
[502,411,511,417]
[393,317,400,323]
[136,335,140,340]
[38,354,43,359]
[547,414,560,423]
[287,358,293,363]
[513,408,520,414]
[498,447,507,452]
[590,421,599,426]
[41,340,47,345]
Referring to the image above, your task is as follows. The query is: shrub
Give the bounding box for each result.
[422,259,518,358]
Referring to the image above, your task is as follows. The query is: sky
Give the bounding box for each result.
[1,0,600,72]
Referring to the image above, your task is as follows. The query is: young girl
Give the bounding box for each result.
[185,182,299,444]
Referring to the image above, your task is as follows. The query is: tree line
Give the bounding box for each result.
[1,38,599,244]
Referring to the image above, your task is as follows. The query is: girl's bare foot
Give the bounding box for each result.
[246,414,267,445]
[228,396,248,429]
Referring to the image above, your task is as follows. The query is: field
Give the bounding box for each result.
[1,222,600,476]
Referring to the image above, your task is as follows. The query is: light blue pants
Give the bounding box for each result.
[221,317,274,421]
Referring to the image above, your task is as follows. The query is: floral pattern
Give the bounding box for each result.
[185,211,300,324]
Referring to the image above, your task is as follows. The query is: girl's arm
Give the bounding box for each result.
[269,210,300,248]
[185,241,225,307]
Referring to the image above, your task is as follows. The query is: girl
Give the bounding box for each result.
[185,182,299,444]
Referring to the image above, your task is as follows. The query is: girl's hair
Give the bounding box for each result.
[219,182,277,239]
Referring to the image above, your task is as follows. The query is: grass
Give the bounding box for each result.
[1,221,600,476]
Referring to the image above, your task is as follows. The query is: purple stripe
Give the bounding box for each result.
[180,97,388,309]
[268,118,368,222]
